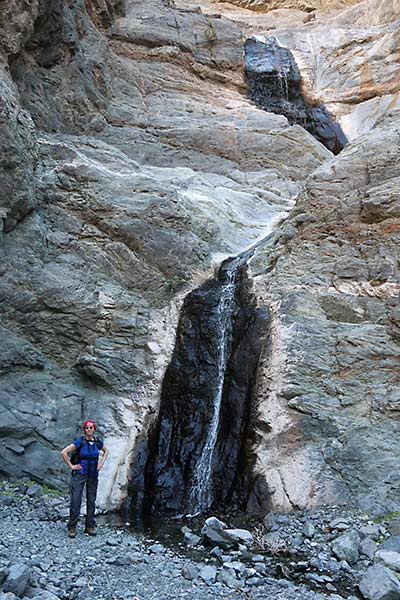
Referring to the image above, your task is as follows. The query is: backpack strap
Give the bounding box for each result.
[72,436,102,464]
[70,436,85,465]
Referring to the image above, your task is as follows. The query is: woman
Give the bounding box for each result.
[61,420,109,538]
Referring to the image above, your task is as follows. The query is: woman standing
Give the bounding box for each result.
[61,420,109,538]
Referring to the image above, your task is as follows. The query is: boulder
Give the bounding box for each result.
[331,530,360,564]
[224,528,254,545]
[375,550,400,572]
[381,537,400,553]
[202,527,239,550]
[359,564,400,600]
[199,565,217,583]
[2,563,31,597]
[360,538,378,560]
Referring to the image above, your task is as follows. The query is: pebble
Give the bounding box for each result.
[1,480,397,600]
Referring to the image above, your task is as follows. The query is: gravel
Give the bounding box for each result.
[0,481,347,600]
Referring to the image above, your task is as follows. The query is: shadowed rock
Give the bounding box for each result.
[245,36,347,154]
[133,256,270,516]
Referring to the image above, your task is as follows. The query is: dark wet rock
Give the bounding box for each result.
[138,256,269,517]
[244,36,347,155]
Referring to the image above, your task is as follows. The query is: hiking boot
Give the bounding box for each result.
[84,527,97,536]
[67,528,76,538]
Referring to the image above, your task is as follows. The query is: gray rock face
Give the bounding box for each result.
[2,562,31,596]
[359,564,400,600]
[250,115,400,513]
[0,0,329,509]
[0,0,399,523]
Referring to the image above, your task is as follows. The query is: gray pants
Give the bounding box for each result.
[67,472,98,529]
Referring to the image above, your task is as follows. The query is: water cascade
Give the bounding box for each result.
[188,257,241,514]
[129,250,270,517]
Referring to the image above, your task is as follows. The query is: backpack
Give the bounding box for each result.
[70,436,102,465]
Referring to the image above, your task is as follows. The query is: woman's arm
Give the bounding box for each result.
[97,446,109,471]
[60,443,82,471]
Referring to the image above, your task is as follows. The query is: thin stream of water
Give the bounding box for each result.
[188,258,242,515]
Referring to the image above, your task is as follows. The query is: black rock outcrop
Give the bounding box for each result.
[245,36,347,154]
[131,256,269,517]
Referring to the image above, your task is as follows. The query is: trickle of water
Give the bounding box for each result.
[188,258,242,514]
[271,38,289,100]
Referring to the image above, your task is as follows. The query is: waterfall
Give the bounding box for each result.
[272,38,289,101]
[188,257,242,514]
[134,248,270,517]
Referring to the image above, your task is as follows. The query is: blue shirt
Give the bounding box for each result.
[73,437,104,477]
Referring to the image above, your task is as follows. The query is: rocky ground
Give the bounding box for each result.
[3,481,400,600]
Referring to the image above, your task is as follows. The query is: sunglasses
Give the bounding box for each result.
[84,426,94,430]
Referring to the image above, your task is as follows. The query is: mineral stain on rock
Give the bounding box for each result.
[129,255,270,517]
[245,36,347,154]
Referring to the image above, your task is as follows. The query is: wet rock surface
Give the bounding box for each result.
[138,255,269,517]
[0,0,329,509]
[1,0,400,534]
[245,36,347,154]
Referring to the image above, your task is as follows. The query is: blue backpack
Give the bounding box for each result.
[70,436,102,465]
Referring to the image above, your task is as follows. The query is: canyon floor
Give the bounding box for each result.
[3,481,400,600]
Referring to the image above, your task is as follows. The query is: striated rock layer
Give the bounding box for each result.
[249,121,400,514]
[0,0,328,509]
[0,0,399,517]
[218,0,359,12]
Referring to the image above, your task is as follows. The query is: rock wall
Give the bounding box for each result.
[250,118,400,515]
[139,256,268,517]
[0,0,328,509]
[1,0,399,517]
[218,0,359,12]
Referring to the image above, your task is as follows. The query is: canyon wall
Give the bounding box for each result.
[0,0,399,516]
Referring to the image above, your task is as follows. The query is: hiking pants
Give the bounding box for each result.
[67,472,98,529]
